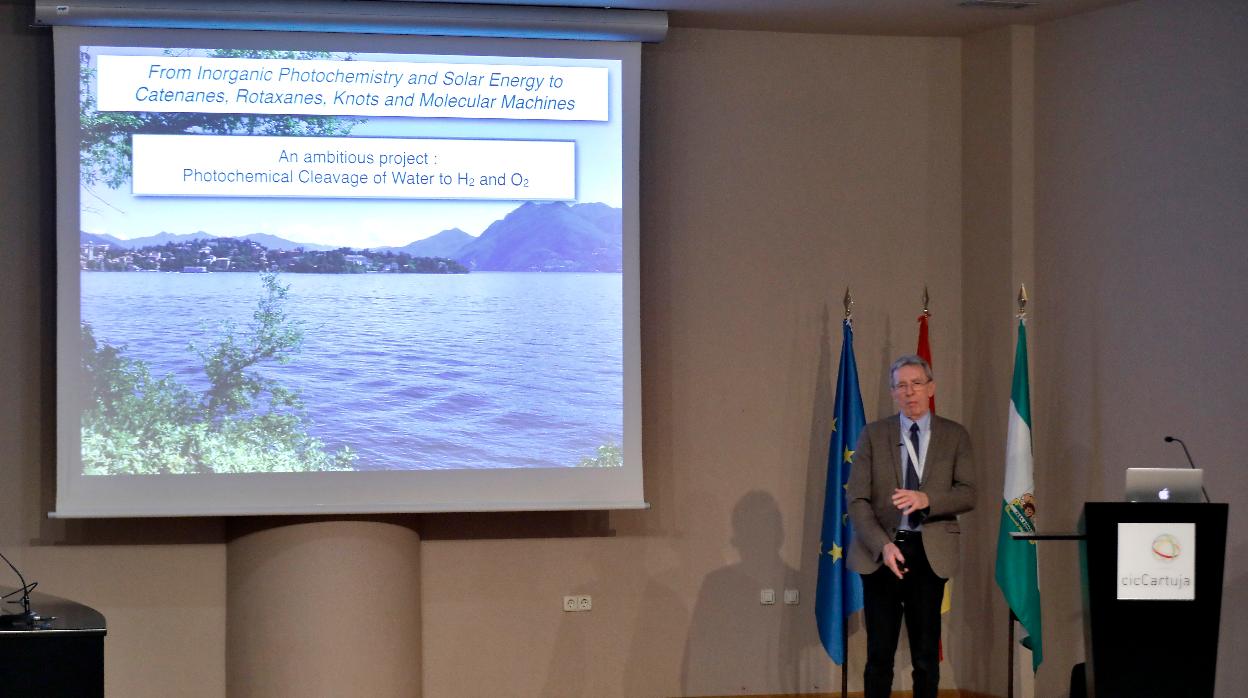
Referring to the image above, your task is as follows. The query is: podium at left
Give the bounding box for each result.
[0,588,106,697]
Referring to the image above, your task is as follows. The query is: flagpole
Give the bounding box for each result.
[820,286,864,694]
[917,287,950,656]
[842,287,852,698]
[842,620,849,698]
[1005,285,1027,698]
[1008,610,1016,698]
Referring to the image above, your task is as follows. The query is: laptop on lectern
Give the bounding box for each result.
[1125,467,1204,503]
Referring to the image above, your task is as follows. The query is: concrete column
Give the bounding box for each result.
[226,519,421,697]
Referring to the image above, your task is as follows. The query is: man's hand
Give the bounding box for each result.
[882,542,907,579]
[891,488,929,515]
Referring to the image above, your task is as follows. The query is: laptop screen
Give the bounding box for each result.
[1124,468,1204,503]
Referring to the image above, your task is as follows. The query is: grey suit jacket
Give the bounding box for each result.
[846,413,976,579]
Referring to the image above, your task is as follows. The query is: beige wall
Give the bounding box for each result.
[2,1,1243,696]
[1033,1,1248,696]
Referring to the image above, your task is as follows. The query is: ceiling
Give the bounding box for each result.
[393,0,1135,36]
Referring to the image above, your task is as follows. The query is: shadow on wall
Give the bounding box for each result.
[537,538,690,698]
[949,317,1002,695]
[681,490,801,696]
[1032,318,1104,697]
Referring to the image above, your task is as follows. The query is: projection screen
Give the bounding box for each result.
[52,24,643,516]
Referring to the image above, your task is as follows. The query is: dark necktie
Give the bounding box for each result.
[904,422,921,528]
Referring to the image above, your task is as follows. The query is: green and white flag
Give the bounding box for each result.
[994,320,1043,670]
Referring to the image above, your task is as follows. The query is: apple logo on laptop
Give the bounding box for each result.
[1158,487,1171,501]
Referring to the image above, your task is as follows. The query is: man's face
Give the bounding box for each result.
[891,364,934,420]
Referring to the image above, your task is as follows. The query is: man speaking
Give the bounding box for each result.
[847,355,976,698]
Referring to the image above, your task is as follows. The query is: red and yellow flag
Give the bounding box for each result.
[917,312,952,654]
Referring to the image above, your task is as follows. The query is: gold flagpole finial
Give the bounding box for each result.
[1017,283,1028,320]
[922,285,931,318]
[843,287,854,322]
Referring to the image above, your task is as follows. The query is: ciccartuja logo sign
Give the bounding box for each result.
[1151,533,1181,562]
[1116,522,1196,600]
[1119,532,1191,592]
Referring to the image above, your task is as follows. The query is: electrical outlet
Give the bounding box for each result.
[563,595,592,612]
[784,589,799,605]
[760,588,776,605]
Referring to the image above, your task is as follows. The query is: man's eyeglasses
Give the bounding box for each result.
[892,380,930,393]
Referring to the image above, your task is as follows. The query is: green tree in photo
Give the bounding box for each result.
[195,273,307,422]
[576,443,622,468]
[81,273,356,474]
[80,323,199,474]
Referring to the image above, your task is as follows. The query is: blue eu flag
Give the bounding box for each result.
[815,319,866,664]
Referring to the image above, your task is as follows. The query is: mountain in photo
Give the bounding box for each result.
[80,231,205,248]
[80,231,122,247]
[79,230,333,251]
[237,233,334,252]
[380,228,475,258]
[454,202,622,272]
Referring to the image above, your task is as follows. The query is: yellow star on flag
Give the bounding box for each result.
[830,416,838,432]
[843,446,855,464]
[827,542,843,563]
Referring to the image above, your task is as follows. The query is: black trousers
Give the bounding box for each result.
[861,533,946,698]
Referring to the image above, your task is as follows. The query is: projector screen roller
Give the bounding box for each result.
[53,26,642,516]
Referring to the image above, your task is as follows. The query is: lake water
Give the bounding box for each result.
[80,272,623,470]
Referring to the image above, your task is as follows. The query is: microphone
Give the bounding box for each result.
[1164,436,1210,503]
[0,549,47,629]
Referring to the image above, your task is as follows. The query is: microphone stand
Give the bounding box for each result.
[0,550,45,629]
[1164,436,1211,503]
